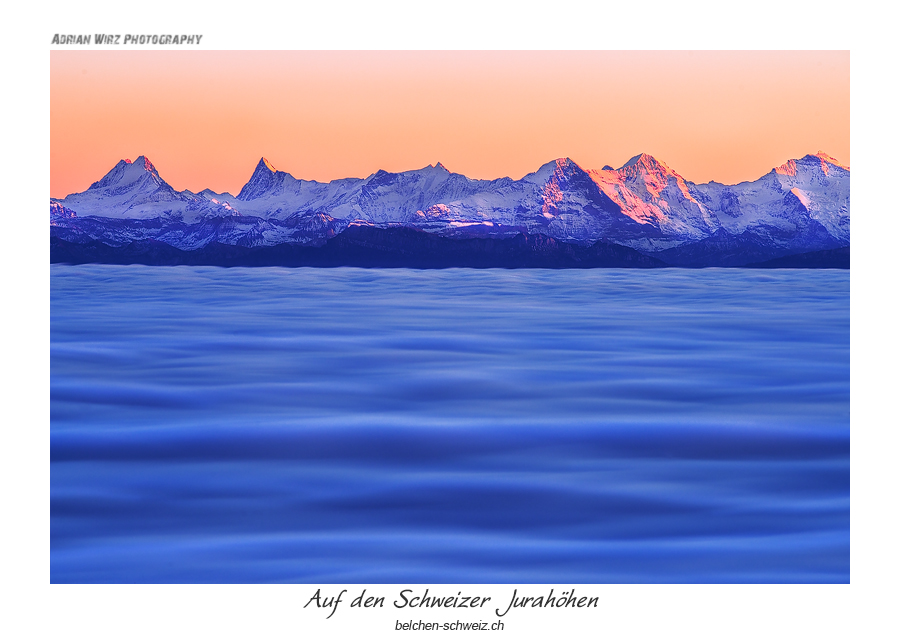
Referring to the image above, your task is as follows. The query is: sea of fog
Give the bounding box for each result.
[50,265,849,583]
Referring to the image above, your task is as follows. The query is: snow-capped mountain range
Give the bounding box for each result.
[50,152,849,265]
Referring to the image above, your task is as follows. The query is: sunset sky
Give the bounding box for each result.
[50,50,849,198]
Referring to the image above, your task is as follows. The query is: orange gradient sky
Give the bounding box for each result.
[50,50,849,198]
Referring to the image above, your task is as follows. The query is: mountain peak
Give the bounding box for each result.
[610,153,683,199]
[85,155,163,192]
[546,158,588,180]
[247,157,280,181]
[257,157,277,173]
[539,157,583,175]
[526,157,585,184]
[621,153,666,171]
[237,157,284,201]
[134,155,159,176]
[776,152,849,177]
[618,153,678,182]
[812,151,849,171]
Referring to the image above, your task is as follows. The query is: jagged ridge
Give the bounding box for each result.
[50,152,850,267]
